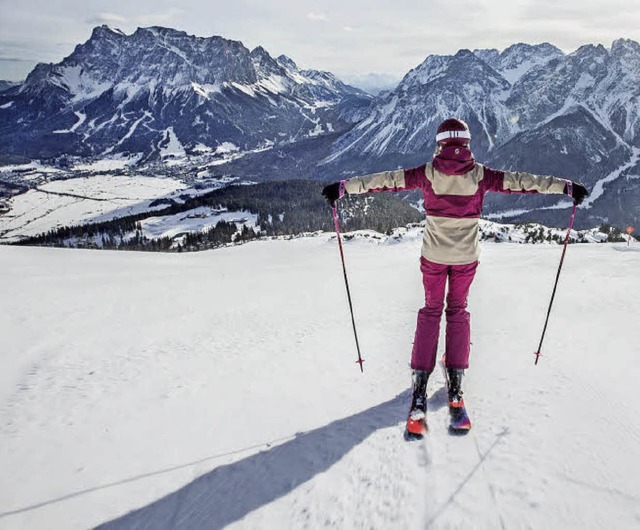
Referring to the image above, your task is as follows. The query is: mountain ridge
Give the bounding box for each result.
[0,25,371,162]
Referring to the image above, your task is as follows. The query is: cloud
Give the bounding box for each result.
[0,39,43,62]
[86,13,129,26]
[0,58,37,81]
[519,0,640,22]
[307,12,328,22]
[0,56,36,62]
[85,8,184,31]
[136,7,185,27]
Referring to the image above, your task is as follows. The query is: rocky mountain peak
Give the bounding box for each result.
[250,45,286,77]
[398,48,505,94]
[611,38,640,71]
[90,25,126,40]
[276,55,299,70]
[474,42,564,84]
[612,38,640,55]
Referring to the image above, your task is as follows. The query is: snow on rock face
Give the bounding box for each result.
[326,49,512,165]
[52,111,87,134]
[474,43,564,84]
[0,26,370,160]
[1,237,639,529]
[325,39,640,171]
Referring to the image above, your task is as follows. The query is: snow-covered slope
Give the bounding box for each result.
[1,235,639,529]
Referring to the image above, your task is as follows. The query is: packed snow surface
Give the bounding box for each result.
[1,235,639,529]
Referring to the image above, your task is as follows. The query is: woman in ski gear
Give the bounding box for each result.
[322,118,588,436]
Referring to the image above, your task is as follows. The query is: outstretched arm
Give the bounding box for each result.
[322,166,426,206]
[482,166,589,204]
[343,169,408,195]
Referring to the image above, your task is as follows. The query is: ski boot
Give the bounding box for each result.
[404,370,429,440]
[446,368,472,433]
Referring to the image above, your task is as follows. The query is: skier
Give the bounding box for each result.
[322,118,588,438]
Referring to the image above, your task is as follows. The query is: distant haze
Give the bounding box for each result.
[340,73,401,95]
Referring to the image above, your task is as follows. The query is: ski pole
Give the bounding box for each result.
[331,205,365,372]
[534,199,578,365]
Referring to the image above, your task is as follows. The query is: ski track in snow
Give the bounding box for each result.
[582,147,640,208]
[0,238,639,529]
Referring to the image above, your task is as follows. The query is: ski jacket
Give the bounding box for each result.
[342,146,569,265]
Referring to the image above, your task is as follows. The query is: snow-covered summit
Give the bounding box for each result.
[91,24,126,38]
[326,48,512,167]
[276,54,299,70]
[474,42,564,84]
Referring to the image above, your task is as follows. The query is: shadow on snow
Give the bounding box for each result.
[92,392,408,529]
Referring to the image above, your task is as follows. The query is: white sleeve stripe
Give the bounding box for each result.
[436,130,471,142]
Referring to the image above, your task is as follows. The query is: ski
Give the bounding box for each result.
[448,401,472,433]
[404,413,428,441]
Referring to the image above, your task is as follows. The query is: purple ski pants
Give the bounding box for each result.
[411,257,478,373]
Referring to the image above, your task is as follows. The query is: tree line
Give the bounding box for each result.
[14,180,424,252]
[13,180,635,252]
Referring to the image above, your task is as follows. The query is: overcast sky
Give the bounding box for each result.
[2,0,640,82]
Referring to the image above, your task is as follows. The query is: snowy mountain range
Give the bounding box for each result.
[1,28,640,230]
[323,41,640,169]
[317,40,640,228]
[0,26,371,162]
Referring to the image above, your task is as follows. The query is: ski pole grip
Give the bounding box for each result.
[566,180,573,200]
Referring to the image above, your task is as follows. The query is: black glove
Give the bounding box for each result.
[564,182,589,205]
[322,182,342,207]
